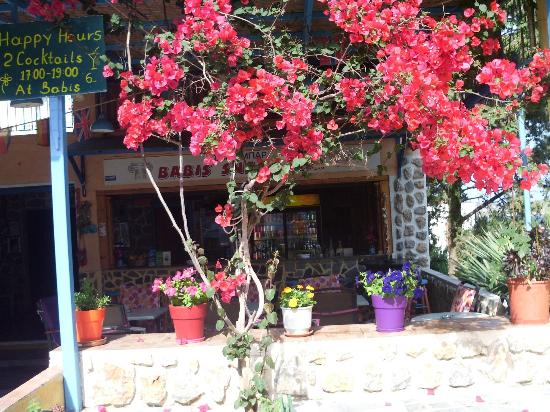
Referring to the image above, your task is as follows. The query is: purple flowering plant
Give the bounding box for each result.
[152,267,209,307]
[359,263,423,299]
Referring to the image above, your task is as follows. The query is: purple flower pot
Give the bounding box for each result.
[371,295,408,332]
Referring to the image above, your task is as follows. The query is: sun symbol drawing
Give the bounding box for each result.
[0,73,12,94]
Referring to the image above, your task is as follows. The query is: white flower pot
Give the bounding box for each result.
[282,306,313,335]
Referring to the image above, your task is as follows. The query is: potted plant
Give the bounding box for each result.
[74,278,111,343]
[152,267,209,344]
[279,285,316,336]
[359,262,422,332]
[503,223,550,324]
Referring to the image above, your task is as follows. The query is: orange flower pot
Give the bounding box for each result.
[169,304,207,344]
[75,308,106,343]
[508,278,550,324]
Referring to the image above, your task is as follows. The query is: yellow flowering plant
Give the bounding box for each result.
[279,284,316,308]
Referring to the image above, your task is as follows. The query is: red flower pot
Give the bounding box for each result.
[75,308,105,343]
[169,303,207,344]
[508,278,550,324]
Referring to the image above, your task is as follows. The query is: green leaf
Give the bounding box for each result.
[281,164,291,175]
[292,157,308,168]
[267,312,278,325]
[258,319,269,329]
[248,192,259,203]
[265,355,275,369]
[217,306,226,318]
[269,163,282,173]
[253,375,266,392]
[206,287,215,298]
[255,362,263,373]
[478,4,487,12]
[260,335,273,348]
[265,288,276,302]
[215,320,225,331]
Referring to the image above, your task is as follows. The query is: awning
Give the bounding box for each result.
[67,136,178,156]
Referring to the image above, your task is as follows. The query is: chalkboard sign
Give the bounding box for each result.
[0,16,106,100]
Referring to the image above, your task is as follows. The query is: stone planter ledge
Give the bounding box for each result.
[49,320,550,411]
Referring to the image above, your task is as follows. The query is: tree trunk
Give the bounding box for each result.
[447,182,462,276]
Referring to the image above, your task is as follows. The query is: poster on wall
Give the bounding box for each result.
[103,146,381,186]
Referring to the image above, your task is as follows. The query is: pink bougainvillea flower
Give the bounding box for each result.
[103,65,114,78]
[327,120,338,130]
[463,8,475,18]
[256,166,271,183]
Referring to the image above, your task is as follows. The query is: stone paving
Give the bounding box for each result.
[294,386,550,412]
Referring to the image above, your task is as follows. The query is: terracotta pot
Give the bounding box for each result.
[507,278,550,324]
[169,303,207,344]
[75,308,106,343]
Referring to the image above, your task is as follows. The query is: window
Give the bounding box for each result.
[0,96,74,135]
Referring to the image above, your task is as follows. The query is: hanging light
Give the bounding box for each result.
[90,93,115,133]
[90,112,115,133]
[10,98,43,108]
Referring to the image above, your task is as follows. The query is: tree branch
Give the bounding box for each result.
[460,190,508,223]
[139,145,237,332]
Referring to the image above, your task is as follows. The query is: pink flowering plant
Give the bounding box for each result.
[152,268,209,307]
[26,0,550,410]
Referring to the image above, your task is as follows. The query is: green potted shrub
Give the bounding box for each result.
[504,223,550,324]
[74,278,110,343]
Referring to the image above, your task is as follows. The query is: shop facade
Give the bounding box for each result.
[0,95,430,330]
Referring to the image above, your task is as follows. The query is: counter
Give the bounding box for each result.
[81,255,400,293]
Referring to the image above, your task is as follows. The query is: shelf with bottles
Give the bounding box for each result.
[252,213,284,241]
[286,210,318,237]
[252,239,285,261]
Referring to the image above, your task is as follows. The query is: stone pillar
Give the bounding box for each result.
[389,149,429,268]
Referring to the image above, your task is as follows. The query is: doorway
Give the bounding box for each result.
[27,209,57,307]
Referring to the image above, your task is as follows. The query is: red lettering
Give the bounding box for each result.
[170,166,180,178]
[183,165,193,177]
[221,163,230,176]
[235,162,245,174]
[195,165,202,177]
[158,167,169,179]
[202,165,211,177]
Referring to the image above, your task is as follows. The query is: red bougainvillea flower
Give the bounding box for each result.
[214,203,233,228]
[210,270,246,303]
[102,0,548,193]
[27,0,78,21]
[464,8,475,18]
[256,166,271,183]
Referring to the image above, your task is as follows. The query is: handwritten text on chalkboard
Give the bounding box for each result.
[0,16,106,100]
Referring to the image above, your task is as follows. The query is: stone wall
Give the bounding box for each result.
[81,256,373,293]
[55,321,550,411]
[390,148,429,268]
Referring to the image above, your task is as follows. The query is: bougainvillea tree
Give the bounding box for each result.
[29,0,550,408]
